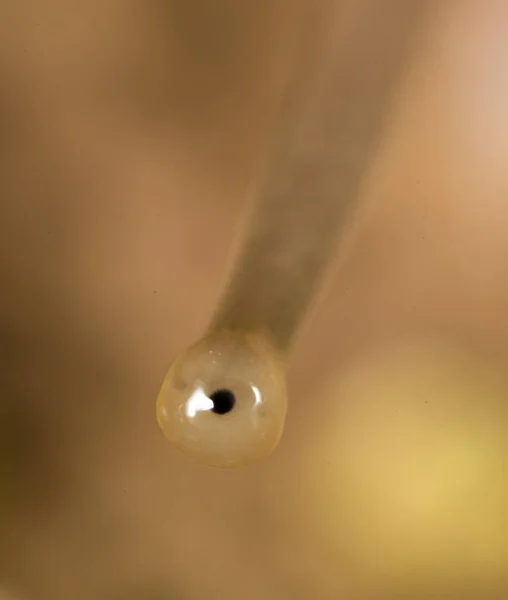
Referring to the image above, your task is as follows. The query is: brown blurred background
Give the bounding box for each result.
[1,1,508,599]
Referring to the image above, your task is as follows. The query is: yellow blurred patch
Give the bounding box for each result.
[301,341,508,593]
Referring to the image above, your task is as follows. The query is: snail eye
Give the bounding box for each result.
[156,331,287,468]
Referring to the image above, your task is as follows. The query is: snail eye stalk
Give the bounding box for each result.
[156,332,287,468]
[156,1,426,467]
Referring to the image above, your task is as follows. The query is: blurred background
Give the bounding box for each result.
[1,0,508,598]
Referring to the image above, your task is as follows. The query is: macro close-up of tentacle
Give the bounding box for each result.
[1,1,508,599]
[156,0,429,467]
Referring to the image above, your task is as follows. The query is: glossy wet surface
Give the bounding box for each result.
[1,1,508,599]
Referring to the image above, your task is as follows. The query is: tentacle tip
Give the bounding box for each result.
[155,331,288,468]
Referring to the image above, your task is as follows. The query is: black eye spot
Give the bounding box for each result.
[209,389,236,415]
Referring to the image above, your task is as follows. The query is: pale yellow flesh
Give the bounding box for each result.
[156,330,287,467]
[157,0,430,466]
